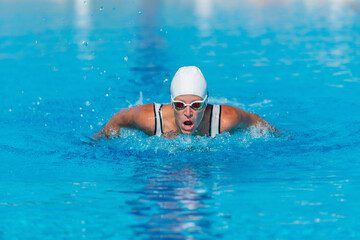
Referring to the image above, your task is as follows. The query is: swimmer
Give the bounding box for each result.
[93,66,277,139]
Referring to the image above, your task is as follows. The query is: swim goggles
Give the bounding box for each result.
[171,94,208,111]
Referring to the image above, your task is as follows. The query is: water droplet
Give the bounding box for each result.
[164,78,168,82]
[85,101,91,106]
[99,6,103,11]
[160,28,163,32]
[80,107,83,110]
[35,40,38,44]
[138,11,142,15]
[9,109,12,112]
[38,97,42,100]
[124,56,128,61]
[80,114,83,117]
[105,94,109,97]
[82,41,88,46]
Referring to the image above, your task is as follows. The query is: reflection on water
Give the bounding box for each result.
[123,163,223,239]
[74,0,93,61]
[131,0,169,95]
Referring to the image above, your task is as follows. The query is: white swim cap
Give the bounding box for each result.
[170,66,207,99]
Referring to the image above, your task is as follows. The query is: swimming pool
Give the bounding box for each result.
[1,0,360,239]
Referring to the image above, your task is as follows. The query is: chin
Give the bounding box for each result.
[180,127,196,135]
[181,131,193,135]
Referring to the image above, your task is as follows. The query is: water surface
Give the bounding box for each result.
[1,0,360,239]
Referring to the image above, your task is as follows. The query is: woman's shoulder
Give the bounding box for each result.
[132,104,157,135]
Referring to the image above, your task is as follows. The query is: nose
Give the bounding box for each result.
[184,106,192,118]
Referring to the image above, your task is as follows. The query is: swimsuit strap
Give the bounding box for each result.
[210,105,221,137]
[154,103,163,137]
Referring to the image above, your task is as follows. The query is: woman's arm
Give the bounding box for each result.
[92,104,155,140]
[220,105,278,133]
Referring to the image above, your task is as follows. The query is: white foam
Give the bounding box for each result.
[328,84,344,88]
[97,124,281,154]
[344,78,359,82]
[333,70,350,76]
[249,99,272,107]
[209,97,245,108]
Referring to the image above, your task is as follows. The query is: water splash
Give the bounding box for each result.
[91,124,283,156]
[126,92,143,107]
[209,97,245,108]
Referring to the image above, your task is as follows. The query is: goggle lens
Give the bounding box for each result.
[191,102,202,110]
[174,102,185,110]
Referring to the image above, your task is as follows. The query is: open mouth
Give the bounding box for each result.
[182,120,194,131]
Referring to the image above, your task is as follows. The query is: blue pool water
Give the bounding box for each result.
[1,0,360,239]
